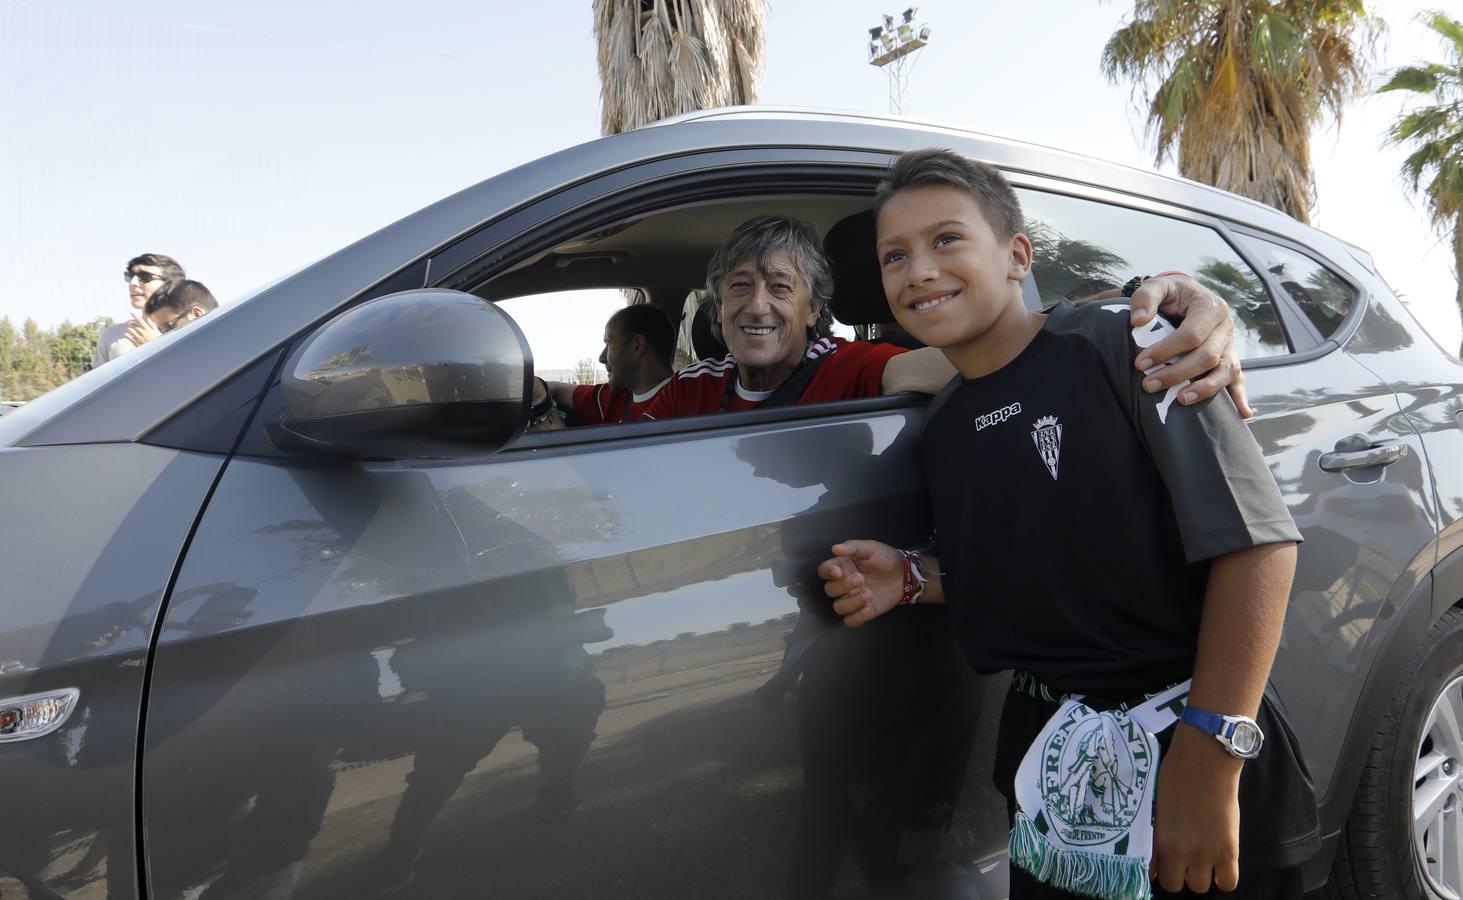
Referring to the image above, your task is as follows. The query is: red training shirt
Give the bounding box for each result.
[635,337,907,421]
[570,378,671,425]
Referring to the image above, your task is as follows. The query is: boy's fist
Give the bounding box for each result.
[818,540,904,627]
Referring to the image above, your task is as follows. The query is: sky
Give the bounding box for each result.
[1,0,1459,370]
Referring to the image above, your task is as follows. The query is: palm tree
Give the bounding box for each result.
[1102,0,1377,223]
[593,0,766,136]
[1377,10,1463,356]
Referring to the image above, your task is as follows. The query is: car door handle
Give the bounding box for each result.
[1319,441,1408,472]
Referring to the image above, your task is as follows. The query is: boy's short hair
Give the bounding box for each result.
[145,279,217,316]
[610,304,676,369]
[875,148,1024,240]
[126,253,185,281]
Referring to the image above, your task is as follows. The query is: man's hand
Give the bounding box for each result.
[123,314,161,349]
[817,540,904,627]
[1127,274,1252,418]
[1152,725,1244,893]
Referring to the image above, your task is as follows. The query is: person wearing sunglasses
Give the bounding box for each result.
[143,279,217,336]
[90,252,185,368]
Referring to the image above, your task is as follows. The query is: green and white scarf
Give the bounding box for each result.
[1010,678,1192,900]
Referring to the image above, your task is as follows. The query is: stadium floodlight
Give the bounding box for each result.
[866,10,932,115]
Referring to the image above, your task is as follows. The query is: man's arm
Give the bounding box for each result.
[1152,541,1296,894]
[880,274,1247,410]
[538,379,577,409]
[818,540,945,628]
[1121,273,1250,418]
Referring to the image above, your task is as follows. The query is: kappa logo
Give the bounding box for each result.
[974,401,1022,431]
[1031,415,1062,480]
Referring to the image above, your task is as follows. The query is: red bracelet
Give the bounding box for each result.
[899,550,926,606]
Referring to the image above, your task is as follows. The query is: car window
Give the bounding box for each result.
[1018,190,1290,360]
[493,289,628,384]
[1231,233,1356,339]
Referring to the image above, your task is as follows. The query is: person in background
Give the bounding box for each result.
[538,304,676,425]
[143,279,217,335]
[92,253,185,367]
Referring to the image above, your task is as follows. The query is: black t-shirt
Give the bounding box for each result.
[923,299,1302,696]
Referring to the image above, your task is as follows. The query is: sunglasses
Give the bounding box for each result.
[124,270,168,284]
[159,309,193,334]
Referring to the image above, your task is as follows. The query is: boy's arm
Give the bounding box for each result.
[818,540,944,628]
[1152,540,1297,894]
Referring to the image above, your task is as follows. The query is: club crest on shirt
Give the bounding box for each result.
[1031,415,1062,480]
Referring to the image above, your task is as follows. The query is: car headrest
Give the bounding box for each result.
[823,209,891,326]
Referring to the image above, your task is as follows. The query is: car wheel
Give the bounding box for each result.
[1325,606,1463,899]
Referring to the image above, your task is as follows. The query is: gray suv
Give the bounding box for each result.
[3,108,1462,900]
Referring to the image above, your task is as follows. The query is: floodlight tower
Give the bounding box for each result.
[867,8,931,115]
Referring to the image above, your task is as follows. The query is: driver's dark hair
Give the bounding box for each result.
[145,279,218,316]
[875,148,1024,240]
[609,303,675,369]
[704,216,835,338]
[126,252,186,281]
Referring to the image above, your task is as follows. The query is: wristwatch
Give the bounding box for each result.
[1179,705,1264,759]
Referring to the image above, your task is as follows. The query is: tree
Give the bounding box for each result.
[593,0,766,136]
[574,357,601,385]
[0,316,110,402]
[1102,0,1377,223]
[1377,10,1463,356]
[1026,221,1130,305]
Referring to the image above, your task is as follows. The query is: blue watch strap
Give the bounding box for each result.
[1180,705,1228,737]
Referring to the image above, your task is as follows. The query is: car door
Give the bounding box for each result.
[137,154,1010,900]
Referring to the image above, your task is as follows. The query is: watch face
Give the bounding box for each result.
[1230,721,1262,756]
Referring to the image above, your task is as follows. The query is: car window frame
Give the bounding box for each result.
[1004,176,1312,360]
[1225,222,1369,350]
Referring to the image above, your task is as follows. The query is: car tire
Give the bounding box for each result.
[1324,606,1463,899]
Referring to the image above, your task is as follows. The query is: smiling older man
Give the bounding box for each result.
[635,216,1247,421]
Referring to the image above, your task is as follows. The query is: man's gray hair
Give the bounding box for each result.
[703,215,835,337]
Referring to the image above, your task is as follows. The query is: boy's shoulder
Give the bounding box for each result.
[1044,298,1140,346]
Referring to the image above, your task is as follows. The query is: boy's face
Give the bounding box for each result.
[876,185,1031,350]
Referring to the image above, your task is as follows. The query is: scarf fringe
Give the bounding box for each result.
[1010,812,1152,900]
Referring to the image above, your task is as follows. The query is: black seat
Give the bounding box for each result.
[823,209,891,327]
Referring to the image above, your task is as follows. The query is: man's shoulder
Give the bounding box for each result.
[673,355,735,381]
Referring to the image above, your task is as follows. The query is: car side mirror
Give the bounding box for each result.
[268,289,532,459]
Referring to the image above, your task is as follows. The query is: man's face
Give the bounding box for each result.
[717,249,820,382]
[877,185,1028,350]
[146,305,200,334]
[126,265,169,310]
[598,319,636,392]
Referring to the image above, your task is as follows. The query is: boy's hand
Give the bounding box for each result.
[817,540,903,627]
[1152,725,1244,893]
[1126,273,1252,419]
[124,313,162,349]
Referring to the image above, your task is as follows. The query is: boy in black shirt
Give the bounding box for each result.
[818,149,1317,898]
